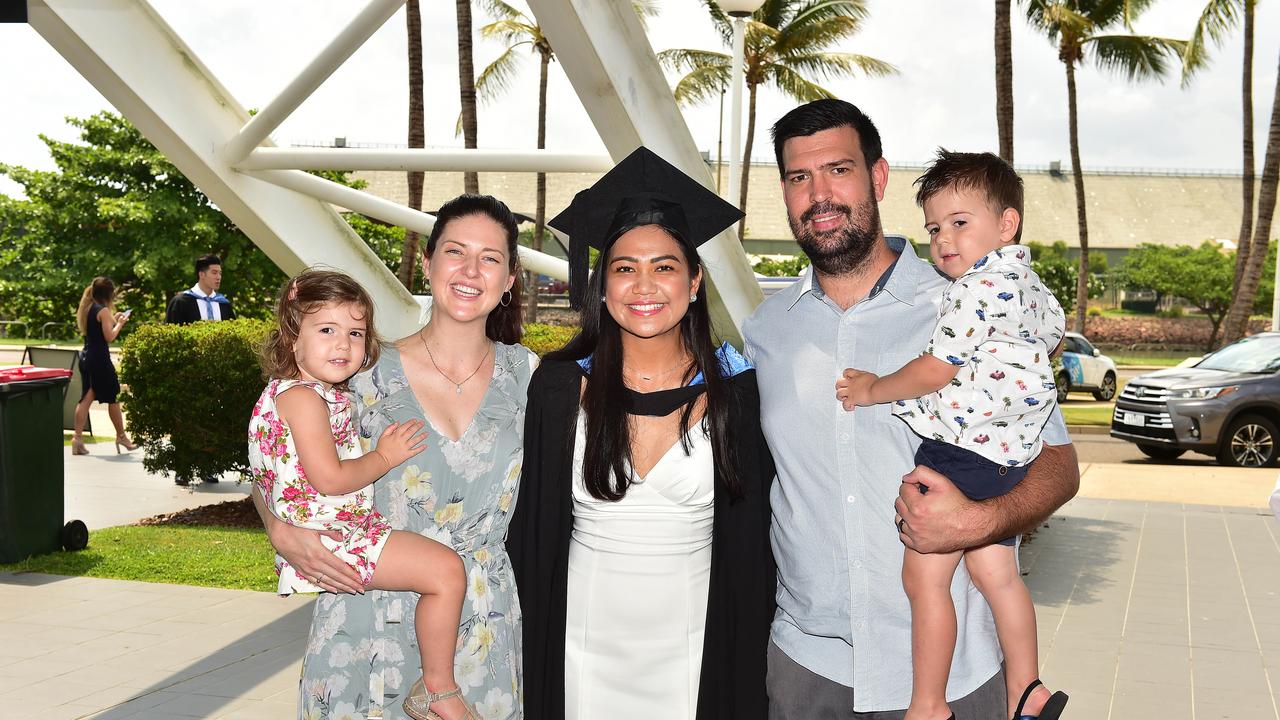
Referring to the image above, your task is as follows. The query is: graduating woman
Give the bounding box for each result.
[508,147,776,720]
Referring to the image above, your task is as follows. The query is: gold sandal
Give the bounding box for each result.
[402,679,479,720]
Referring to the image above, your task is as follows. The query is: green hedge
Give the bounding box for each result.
[119,319,272,481]
[119,320,577,479]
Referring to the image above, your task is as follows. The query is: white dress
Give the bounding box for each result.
[564,415,715,720]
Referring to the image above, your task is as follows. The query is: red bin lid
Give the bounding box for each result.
[0,366,74,384]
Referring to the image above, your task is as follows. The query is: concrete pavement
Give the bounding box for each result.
[1,439,1278,717]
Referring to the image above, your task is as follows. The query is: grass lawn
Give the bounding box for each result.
[62,433,112,446]
[1110,353,1197,367]
[0,525,276,592]
[0,337,80,348]
[1062,404,1115,426]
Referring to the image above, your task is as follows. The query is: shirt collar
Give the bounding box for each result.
[189,284,211,298]
[786,235,934,310]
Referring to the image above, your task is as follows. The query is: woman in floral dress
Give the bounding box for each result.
[254,195,534,720]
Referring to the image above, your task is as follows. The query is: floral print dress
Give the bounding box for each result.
[297,342,535,720]
[248,378,392,594]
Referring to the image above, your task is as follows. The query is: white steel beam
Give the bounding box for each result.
[527,0,764,341]
[239,147,615,173]
[26,0,423,338]
[248,169,570,281]
[223,0,405,163]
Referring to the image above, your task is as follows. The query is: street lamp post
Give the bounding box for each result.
[715,0,764,233]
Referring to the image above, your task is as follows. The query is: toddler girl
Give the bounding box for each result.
[248,270,477,720]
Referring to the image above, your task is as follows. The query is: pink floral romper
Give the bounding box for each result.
[248,378,392,594]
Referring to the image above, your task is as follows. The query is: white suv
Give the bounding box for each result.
[1056,332,1118,402]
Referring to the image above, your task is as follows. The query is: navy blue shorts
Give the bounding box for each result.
[914,438,1028,547]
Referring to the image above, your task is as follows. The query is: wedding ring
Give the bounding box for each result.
[896,517,907,534]
[318,573,327,584]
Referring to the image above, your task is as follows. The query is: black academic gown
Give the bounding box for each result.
[507,358,776,720]
[165,292,236,324]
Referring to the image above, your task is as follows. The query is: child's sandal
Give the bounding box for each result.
[1012,678,1069,720]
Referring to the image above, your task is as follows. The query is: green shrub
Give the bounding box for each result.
[752,255,811,277]
[1158,305,1185,319]
[1087,306,1103,317]
[523,322,578,356]
[119,319,271,481]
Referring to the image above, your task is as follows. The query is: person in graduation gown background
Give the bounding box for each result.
[507,147,776,720]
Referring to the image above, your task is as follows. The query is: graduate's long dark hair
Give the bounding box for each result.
[547,224,742,502]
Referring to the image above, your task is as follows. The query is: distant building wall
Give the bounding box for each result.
[354,162,1257,258]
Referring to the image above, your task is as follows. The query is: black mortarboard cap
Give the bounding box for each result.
[548,146,743,309]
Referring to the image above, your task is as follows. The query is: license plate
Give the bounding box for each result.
[1123,412,1145,427]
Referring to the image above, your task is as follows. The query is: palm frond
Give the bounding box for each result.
[1180,0,1242,86]
[1087,34,1186,81]
[773,15,862,56]
[632,0,660,30]
[779,51,897,80]
[1091,0,1159,31]
[479,19,536,47]
[462,44,527,137]
[696,0,735,46]
[765,63,837,103]
[1025,0,1093,42]
[476,0,523,23]
[657,48,731,74]
[672,65,733,106]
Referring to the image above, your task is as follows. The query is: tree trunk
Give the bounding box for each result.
[736,80,759,243]
[456,0,479,194]
[995,0,1014,164]
[1232,0,1256,289]
[528,49,552,323]
[397,0,425,291]
[1224,49,1280,344]
[1065,60,1090,332]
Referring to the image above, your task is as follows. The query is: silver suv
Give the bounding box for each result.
[1110,332,1280,467]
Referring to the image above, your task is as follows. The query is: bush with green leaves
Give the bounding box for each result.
[119,319,579,480]
[119,319,271,481]
[752,255,811,277]
[522,323,578,356]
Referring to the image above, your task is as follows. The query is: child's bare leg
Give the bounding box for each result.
[902,547,965,720]
[369,530,470,720]
[964,543,1051,718]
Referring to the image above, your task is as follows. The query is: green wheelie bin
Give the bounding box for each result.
[0,366,89,563]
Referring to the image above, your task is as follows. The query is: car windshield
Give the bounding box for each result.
[1196,335,1280,374]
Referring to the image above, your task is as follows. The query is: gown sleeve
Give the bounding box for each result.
[506,360,579,720]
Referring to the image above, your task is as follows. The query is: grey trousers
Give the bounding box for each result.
[767,641,1008,719]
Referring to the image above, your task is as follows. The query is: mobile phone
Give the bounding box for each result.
[121,309,133,319]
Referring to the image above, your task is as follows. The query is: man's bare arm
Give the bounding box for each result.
[897,442,1079,553]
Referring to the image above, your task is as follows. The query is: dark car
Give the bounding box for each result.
[1110,332,1280,467]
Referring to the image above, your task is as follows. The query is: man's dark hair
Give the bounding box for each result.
[770,98,883,175]
[913,149,1024,243]
[195,254,222,275]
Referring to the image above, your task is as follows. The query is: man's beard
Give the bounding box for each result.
[789,196,882,277]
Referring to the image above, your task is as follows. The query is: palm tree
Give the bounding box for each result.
[1182,0,1256,298]
[659,0,896,243]
[996,0,1015,163]
[1223,51,1280,344]
[457,0,480,194]
[1025,0,1187,332]
[397,0,425,290]
[472,1,656,321]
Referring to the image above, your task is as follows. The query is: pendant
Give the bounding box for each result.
[455,384,463,395]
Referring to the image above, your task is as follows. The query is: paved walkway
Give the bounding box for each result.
[1,447,1278,717]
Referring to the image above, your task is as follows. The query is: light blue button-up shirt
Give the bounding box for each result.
[742,236,1069,712]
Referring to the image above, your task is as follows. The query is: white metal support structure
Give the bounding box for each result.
[527,0,764,339]
[24,0,763,339]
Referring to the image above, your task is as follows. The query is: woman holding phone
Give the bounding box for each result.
[71,276,137,455]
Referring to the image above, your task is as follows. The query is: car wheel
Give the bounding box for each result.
[1056,371,1069,404]
[1092,372,1117,401]
[1137,444,1186,461]
[1218,414,1280,468]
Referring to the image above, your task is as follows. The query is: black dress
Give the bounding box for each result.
[508,357,777,720]
[79,303,120,404]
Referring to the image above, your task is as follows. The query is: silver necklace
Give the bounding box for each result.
[622,360,690,383]
[420,331,491,395]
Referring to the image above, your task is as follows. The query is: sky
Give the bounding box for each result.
[2,0,1278,201]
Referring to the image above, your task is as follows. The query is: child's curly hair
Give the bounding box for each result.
[260,269,381,391]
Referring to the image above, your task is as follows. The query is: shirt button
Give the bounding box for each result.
[840,433,850,443]
[846,495,856,504]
